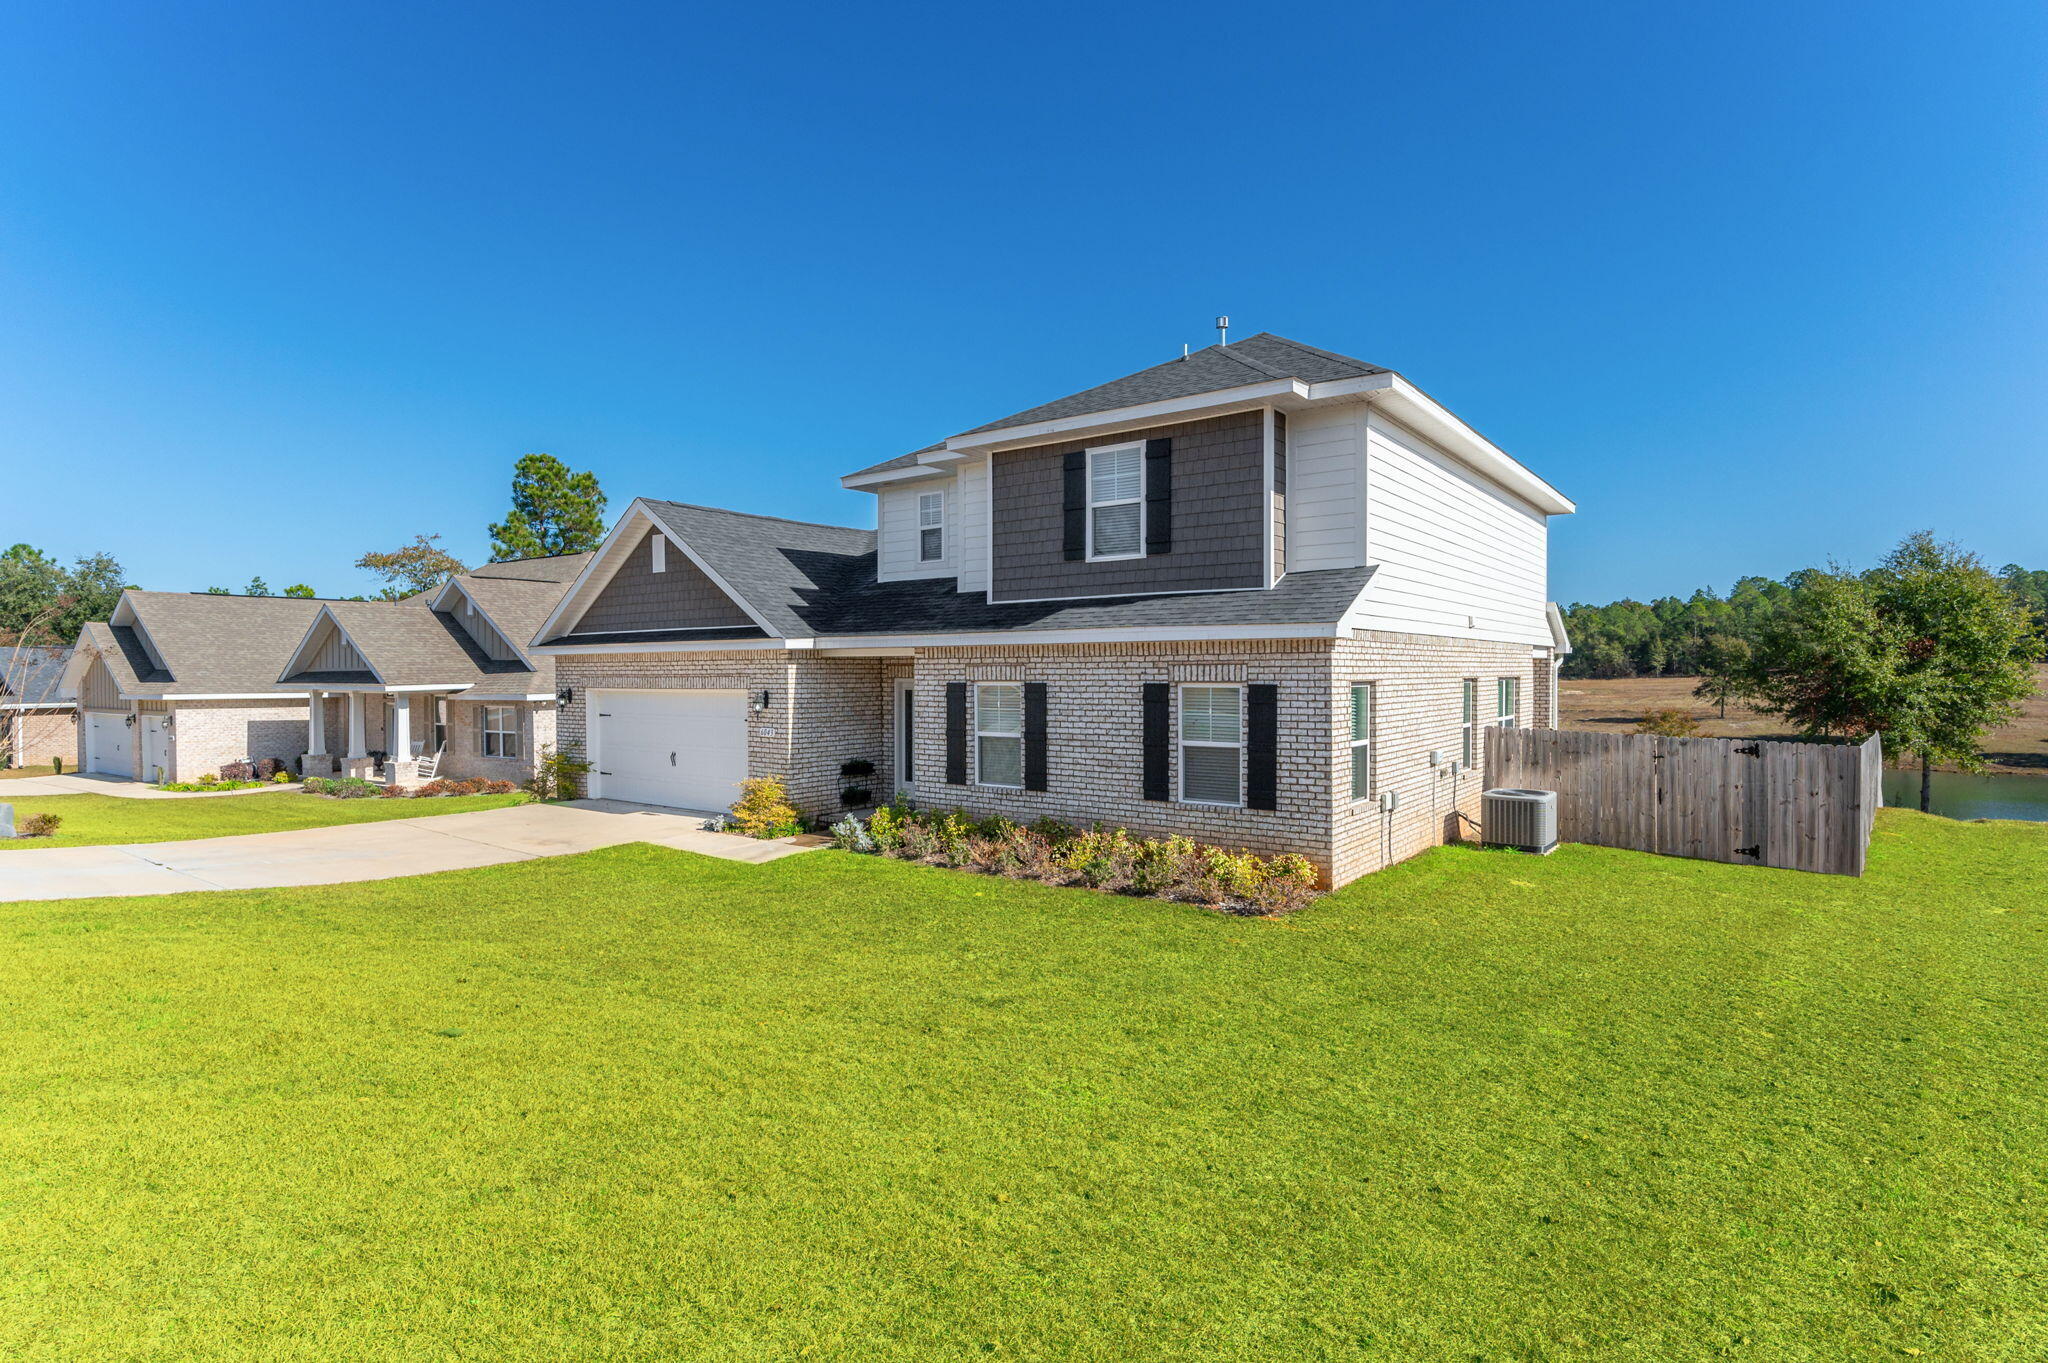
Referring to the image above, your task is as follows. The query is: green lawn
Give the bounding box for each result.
[0,811,2043,1360]
[0,762,62,780]
[0,789,529,848]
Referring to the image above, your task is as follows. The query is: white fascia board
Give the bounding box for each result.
[1365,375,1576,516]
[109,594,170,671]
[154,692,316,701]
[810,622,1343,649]
[1547,602,1573,654]
[527,637,804,656]
[943,379,1306,452]
[0,701,72,711]
[840,465,950,490]
[457,692,555,702]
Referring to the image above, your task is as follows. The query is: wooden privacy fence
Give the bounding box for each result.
[1486,728,1885,876]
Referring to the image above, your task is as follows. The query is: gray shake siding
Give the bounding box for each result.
[990,411,1267,602]
[575,530,755,633]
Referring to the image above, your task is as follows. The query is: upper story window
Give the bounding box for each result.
[652,533,667,573]
[1497,677,1520,729]
[1087,444,1144,560]
[918,492,945,563]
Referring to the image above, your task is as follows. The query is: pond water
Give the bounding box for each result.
[1882,769,2048,823]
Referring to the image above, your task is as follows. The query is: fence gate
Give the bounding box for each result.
[1486,728,1883,876]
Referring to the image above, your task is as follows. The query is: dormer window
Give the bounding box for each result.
[1087,444,1144,560]
[918,493,944,562]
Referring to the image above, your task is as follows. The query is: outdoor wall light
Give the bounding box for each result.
[124,713,135,727]
[753,690,772,712]
[556,687,574,706]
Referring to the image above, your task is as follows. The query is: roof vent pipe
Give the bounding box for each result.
[1215,315,1230,345]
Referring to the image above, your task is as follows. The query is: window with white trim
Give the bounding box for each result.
[1349,683,1374,800]
[974,683,1023,788]
[482,704,519,758]
[918,492,944,563]
[1179,684,1242,805]
[652,533,667,573]
[1461,678,1478,767]
[1497,677,1520,730]
[433,697,449,752]
[1087,443,1144,559]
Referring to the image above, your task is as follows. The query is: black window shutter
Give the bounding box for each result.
[1062,450,1087,561]
[945,682,968,785]
[1246,683,1278,811]
[1023,682,1048,792]
[1144,437,1173,553]
[1142,683,1170,801]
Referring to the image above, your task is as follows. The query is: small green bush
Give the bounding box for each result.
[302,776,382,800]
[728,777,803,839]
[528,744,592,802]
[17,812,62,837]
[827,806,1325,915]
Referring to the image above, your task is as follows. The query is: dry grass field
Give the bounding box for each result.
[1560,666,2048,774]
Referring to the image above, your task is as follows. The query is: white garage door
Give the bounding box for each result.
[593,689,748,812]
[85,712,131,776]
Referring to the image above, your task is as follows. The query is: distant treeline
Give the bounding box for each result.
[1561,564,2048,680]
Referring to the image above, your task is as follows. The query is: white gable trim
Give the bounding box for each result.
[108,593,170,672]
[277,606,385,684]
[531,501,782,646]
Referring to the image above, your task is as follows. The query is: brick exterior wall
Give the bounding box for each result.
[552,634,1558,887]
[1329,634,1553,885]
[437,699,551,782]
[164,699,311,782]
[6,710,72,767]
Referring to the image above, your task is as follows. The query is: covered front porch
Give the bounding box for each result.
[298,687,551,786]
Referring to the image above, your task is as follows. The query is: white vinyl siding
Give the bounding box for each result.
[1348,683,1373,800]
[1178,684,1242,806]
[875,460,987,588]
[974,682,1023,788]
[1086,444,1144,560]
[1352,410,1551,645]
[1285,403,1367,572]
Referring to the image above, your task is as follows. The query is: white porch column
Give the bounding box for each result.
[347,692,367,759]
[390,695,412,758]
[305,691,326,755]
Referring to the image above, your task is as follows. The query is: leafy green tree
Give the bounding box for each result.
[284,583,316,598]
[205,586,231,595]
[488,453,607,561]
[1866,534,2041,811]
[1738,567,1896,741]
[356,534,467,600]
[1692,634,1753,718]
[245,577,273,597]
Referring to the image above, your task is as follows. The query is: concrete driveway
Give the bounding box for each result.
[0,800,823,903]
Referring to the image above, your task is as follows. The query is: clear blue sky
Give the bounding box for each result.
[3,1,2043,604]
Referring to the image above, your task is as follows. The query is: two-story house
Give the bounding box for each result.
[530,334,1573,885]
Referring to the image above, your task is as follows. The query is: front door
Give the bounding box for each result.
[141,714,170,783]
[894,679,915,796]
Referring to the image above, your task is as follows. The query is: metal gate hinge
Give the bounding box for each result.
[1736,844,1761,859]
[1734,744,1761,757]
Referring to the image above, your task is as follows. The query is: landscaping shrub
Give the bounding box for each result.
[219,762,256,782]
[379,784,410,798]
[728,777,803,839]
[839,758,875,778]
[50,756,62,774]
[840,785,872,807]
[255,758,285,780]
[828,805,1326,915]
[16,812,61,837]
[528,744,592,801]
[271,771,293,784]
[157,778,269,792]
[302,776,382,800]
[1635,707,1703,737]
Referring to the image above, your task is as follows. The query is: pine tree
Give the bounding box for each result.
[488,454,607,561]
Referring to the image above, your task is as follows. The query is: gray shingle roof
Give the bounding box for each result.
[639,502,877,638]
[957,333,1387,436]
[92,593,327,695]
[0,646,69,705]
[285,600,541,690]
[842,442,947,482]
[806,566,1375,637]
[466,552,593,584]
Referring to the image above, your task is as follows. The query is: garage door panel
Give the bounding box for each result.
[86,713,132,776]
[594,690,748,812]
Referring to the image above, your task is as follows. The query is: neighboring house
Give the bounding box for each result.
[527,333,1575,886]
[1,645,73,768]
[62,555,589,784]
